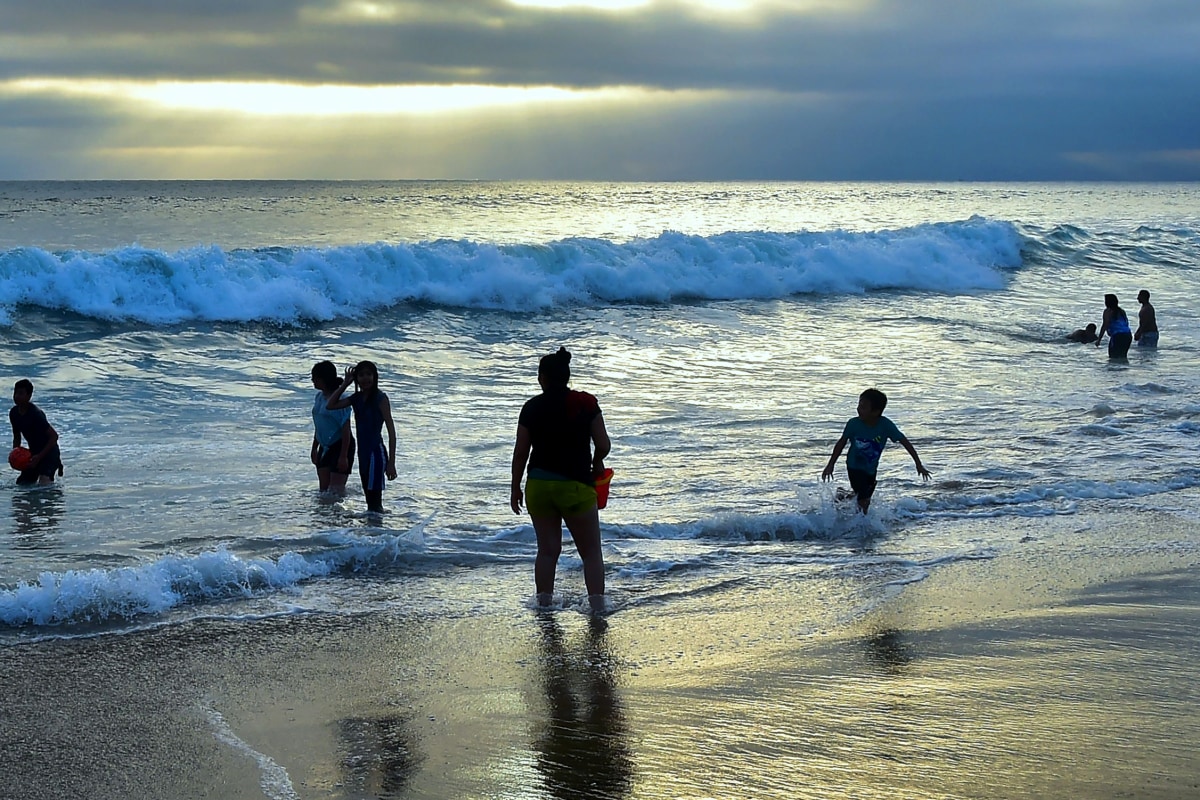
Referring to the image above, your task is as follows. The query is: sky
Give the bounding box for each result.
[1,0,1198,180]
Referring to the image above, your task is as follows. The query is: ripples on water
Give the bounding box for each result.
[1,182,1199,636]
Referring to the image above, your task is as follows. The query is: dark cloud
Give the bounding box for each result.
[0,0,301,35]
[1,0,1197,94]
[0,0,1197,178]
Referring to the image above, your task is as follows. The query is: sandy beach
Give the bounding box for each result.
[3,502,1199,800]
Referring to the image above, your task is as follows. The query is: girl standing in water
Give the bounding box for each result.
[310,360,355,498]
[327,360,397,513]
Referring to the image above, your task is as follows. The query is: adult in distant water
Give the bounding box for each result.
[1135,289,1158,347]
[1067,323,1098,343]
[510,347,611,612]
[1095,293,1132,358]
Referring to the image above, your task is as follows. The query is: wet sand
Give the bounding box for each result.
[3,505,1199,800]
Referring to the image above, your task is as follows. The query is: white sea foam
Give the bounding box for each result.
[0,525,427,628]
[1,471,1196,632]
[0,218,1023,323]
[202,704,299,800]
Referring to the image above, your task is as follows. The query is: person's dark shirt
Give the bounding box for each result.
[10,402,54,453]
[519,388,600,484]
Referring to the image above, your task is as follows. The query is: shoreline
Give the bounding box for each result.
[3,505,1199,799]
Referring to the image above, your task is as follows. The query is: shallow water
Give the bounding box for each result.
[1,181,1198,640]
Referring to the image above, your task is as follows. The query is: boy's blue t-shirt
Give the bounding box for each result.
[842,415,904,475]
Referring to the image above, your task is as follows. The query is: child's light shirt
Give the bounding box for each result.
[312,392,353,449]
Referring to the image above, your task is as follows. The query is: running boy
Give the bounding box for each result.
[326,360,397,513]
[821,388,931,513]
[10,379,64,486]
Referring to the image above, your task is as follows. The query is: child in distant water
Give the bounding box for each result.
[821,388,931,514]
[310,361,355,497]
[1067,323,1098,343]
[10,379,64,486]
[326,360,397,513]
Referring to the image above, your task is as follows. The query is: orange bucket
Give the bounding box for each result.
[593,468,614,509]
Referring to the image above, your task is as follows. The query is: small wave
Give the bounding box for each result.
[0,523,427,629]
[1078,423,1126,437]
[893,473,1200,520]
[1124,382,1175,395]
[0,218,1024,324]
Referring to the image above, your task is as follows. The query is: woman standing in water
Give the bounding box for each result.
[510,348,611,611]
[1096,293,1133,358]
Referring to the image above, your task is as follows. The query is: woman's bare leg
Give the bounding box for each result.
[531,514,564,601]
[563,507,604,599]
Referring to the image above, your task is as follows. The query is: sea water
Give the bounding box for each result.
[1,181,1199,640]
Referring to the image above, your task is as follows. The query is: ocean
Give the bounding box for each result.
[2,181,1199,642]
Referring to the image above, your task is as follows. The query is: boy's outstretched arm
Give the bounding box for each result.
[822,437,847,481]
[898,437,931,480]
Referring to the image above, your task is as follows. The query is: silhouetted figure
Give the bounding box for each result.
[1096,294,1132,358]
[1067,323,1098,343]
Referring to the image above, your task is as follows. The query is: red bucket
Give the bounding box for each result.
[8,447,32,472]
[594,468,614,510]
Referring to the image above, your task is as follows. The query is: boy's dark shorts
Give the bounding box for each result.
[317,440,356,475]
[17,447,62,485]
[847,468,878,504]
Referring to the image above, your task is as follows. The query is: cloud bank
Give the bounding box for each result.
[1,0,1197,179]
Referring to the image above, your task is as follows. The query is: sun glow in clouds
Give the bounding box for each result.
[6,79,633,116]
[510,0,754,7]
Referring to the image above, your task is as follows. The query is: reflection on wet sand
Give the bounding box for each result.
[863,628,915,675]
[533,615,634,800]
[335,714,422,799]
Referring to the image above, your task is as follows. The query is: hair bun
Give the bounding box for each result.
[557,347,571,364]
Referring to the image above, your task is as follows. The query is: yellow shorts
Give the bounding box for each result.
[525,478,597,517]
